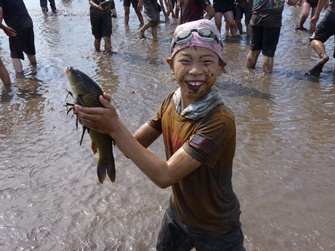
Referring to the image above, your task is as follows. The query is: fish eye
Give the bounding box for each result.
[76,73,82,79]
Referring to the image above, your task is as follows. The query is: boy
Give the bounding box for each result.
[75,19,245,250]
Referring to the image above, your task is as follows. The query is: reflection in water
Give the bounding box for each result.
[0,0,334,250]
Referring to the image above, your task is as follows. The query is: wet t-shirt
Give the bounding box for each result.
[148,91,241,235]
[0,0,33,31]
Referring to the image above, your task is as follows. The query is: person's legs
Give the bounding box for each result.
[139,22,152,38]
[151,25,158,40]
[27,54,37,66]
[261,26,280,73]
[156,203,193,251]
[223,11,238,36]
[297,1,310,29]
[134,7,144,26]
[245,22,251,37]
[124,6,130,25]
[236,20,243,35]
[12,58,23,73]
[0,58,11,85]
[309,7,317,33]
[246,24,262,69]
[261,56,274,73]
[103,37,112,52]
[94,38,101,51]
[214,12,223,34]
[48,0,57,12]
[308,11,335,75]
[40,0,48,13]
[234,5,243,34]
[309,39,329,76]
[246,50,261,69]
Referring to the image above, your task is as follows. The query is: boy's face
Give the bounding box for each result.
[167,46,225,105]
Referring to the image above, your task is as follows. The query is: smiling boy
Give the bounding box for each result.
[75,19,245,250]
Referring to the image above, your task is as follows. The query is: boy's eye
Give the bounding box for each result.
[178,59,190,63]
[202,60,214,65]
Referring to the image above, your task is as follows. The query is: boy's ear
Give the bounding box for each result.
[166,57,174,74]
[217,59,227,76]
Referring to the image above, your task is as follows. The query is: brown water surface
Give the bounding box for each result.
[0,1,334,250]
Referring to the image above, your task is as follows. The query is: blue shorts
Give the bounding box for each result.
[156,202,245,251]
[9,27,36,60]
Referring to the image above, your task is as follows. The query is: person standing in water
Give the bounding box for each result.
[0,57,11,85]
[245,0,299,73]
[75,19,245,250]
[89,0,113,53]
[40,0,57,15]
[0,0,37,74]
[308,0,335,76]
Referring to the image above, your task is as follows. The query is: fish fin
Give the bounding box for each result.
[91,141,98,154]
[79,126,87,145]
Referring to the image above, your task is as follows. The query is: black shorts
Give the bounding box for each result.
[213,0,235,13]
[156,201,245,251]
[235,3,252,23]
[306,0,319,8]
[9,27,36,60]
[90,9,112,39]
[123,0,139,8]
[250,25,280,57]
[310,10,335,46]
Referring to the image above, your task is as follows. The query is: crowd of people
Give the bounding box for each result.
[0,0,334,250]
[1,0,334,86]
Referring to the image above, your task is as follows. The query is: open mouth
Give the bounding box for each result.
[187,81,204,91]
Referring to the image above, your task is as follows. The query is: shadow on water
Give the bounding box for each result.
[271,68,335,84]
[216,80,275,100]
[118,52,165,66]
[1,75,44,103]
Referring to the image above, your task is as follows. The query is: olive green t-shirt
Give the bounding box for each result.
[148,91,241,235]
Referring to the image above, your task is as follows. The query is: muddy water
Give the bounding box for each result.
[0,1,334,250]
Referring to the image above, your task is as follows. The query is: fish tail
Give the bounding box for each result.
[107,157,116,182]
[97,162,108,183]
[97,161,115,183]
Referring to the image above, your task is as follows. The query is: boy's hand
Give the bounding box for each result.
[75,94,119,135]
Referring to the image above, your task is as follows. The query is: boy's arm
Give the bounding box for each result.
[75,95,202,189]
[133,122,161,148]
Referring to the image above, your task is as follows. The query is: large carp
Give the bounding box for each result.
[65,66,115,183]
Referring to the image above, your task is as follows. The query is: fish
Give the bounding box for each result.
[65,66,115,183]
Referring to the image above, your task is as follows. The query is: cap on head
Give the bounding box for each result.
[170,19,225,63]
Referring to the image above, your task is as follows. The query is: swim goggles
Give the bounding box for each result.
[171,28,223,52]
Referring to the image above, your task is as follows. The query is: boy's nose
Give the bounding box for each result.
[189,63,206,75]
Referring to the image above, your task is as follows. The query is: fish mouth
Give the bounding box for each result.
[65,66,73,76]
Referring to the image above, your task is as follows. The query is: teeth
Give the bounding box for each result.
[188,82,203,86]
